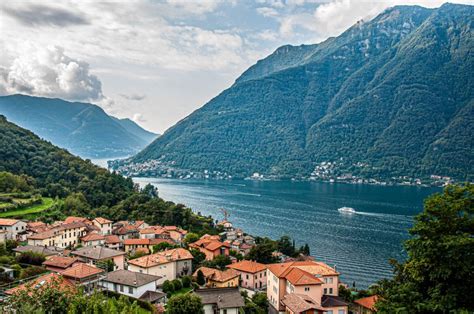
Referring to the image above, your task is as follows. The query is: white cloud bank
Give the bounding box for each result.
[0,46,104,102]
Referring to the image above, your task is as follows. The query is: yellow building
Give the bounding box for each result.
[193,266,240,288]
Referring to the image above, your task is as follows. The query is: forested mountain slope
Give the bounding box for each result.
[0,94,157,158]
[117,4,473,183]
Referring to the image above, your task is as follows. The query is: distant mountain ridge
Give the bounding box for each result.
[118,4,473,183]
[0,94,158,158]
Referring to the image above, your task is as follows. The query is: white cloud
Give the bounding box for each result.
[132,113,146,123]
[120,93,147,101]
[0,45,104,101]
[257,7,280,17]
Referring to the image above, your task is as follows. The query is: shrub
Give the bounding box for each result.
[181,275,192,288]
[172,279,182,291]
[162,280,174,294]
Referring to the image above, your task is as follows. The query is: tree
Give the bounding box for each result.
[207,254,231,270]
[162,280,175,296]
[184,232,199,244]
[15,251,46,266]
[166,294,204,314]
[377,184,474,313]
[277,236,295,257]
[181,275,192,288]
[172,279,183,291]
[153,242,177,252]
[196,270,206,286]
[141,183,158,198]
[190,248,206,272]
[246,241,278,264]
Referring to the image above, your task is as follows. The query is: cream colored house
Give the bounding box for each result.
[127,248,192,285]
[27,222,87,248]
[93,217,113,235]
[266,261,348,314]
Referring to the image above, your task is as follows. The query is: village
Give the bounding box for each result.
[0,214,378,314]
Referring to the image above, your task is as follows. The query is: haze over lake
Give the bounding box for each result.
[134,178,440,288]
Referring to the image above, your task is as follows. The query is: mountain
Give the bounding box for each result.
[116,4,473,183]
[0,115,134,207]
[0,94,158,158]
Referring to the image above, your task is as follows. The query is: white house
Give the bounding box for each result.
[0,219,27,240]
[101,270,161,299]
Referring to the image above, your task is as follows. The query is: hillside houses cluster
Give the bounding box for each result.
[0,217,375,313]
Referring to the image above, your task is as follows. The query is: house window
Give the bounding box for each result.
[304,287,310,292]
[329,277,333,283]
[324,288,328,294]
[338,310,345,314]
[327,311,333,314]
[246,274,249,279]
[120,285,124,292]
[329,288,333,294]
[128,286,133,294]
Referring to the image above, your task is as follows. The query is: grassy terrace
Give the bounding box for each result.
[0,197,55,218]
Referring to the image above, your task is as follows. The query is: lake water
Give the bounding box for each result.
[133,178,440,288]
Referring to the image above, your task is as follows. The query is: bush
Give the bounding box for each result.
[172,279,183,291]
[15,251,46,266]
[0,256,13,265]
[162,280,174,294]
[181,275,192,288]
[19,266,47,279]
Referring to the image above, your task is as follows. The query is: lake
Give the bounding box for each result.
[133,178,440,288]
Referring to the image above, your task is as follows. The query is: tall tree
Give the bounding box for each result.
[166,294,204,314]
[377,184,474,313]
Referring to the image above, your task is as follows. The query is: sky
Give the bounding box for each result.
[0,0,471,133]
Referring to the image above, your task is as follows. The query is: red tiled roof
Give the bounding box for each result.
[5,273,76,295]
[354,295,379,310]
[128,248,193,268]
[282,293,324,312]
[42,256,77,269]
[193,267,239,282]
[267,260,338,279]
[284,267,322,286]
[64,217,90,224]
[105,235,121,244]
[62,263,104,279]
[227,260,267,274]
[81,233,105,242]
[94,217,112,225]
[0,218,21,226]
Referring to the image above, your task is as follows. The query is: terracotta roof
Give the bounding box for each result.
[284,267,322,286]
[104,270,161,287]
[227,260,266,274]
[354,295,379,310]
[64,217,90,224]
[190,238,230,251]
[105,235,122,244]
[267,261,338,280]
[42,256,77,269]
[193,267,239,283]
[27,221,46,228]
[71,246,125,260]
[81,232,105,242]
[282,293,324,312]
[94,217,112,224]
[5,273,76,295]
[139,227,167,235]
[27,229,56,240]
[0,218,21,226]
[62,263,104,279]
[128,248,193,268]
[113,225,138,235]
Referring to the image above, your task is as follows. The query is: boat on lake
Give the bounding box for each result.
[338,207,356,214]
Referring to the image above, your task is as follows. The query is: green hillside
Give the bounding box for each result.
[118,4,473,183]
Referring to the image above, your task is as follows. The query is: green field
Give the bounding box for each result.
[0,197,55,218]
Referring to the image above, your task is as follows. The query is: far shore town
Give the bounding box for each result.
[0,216,378,314]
